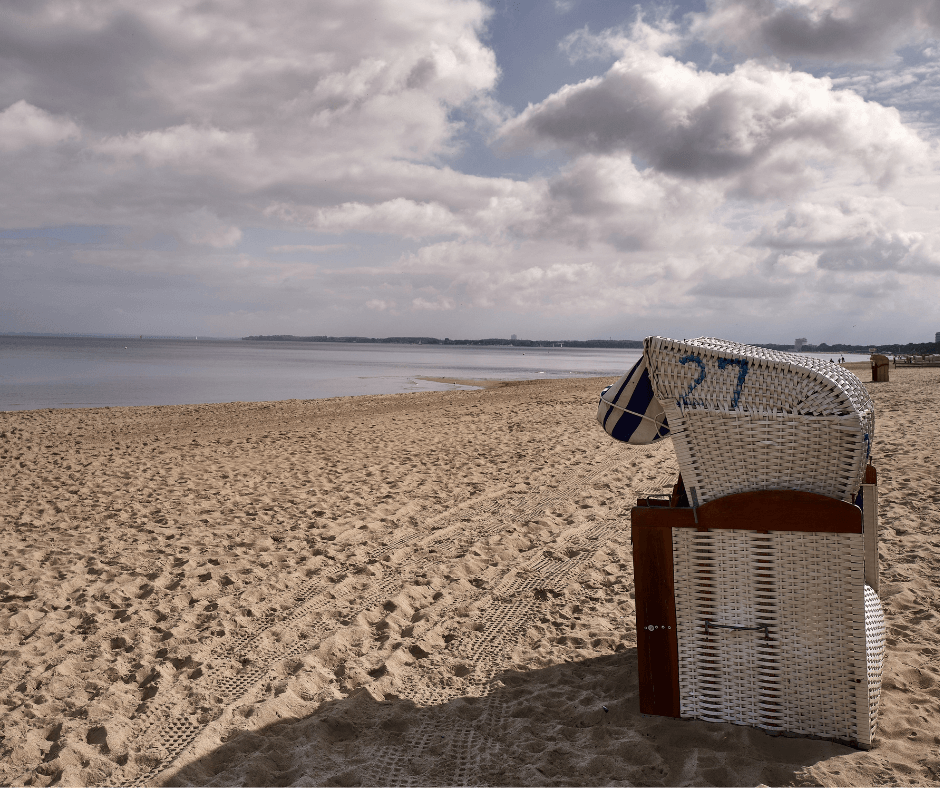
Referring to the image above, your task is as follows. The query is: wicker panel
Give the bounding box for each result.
[645,337,874,506]
[673,528,782,729]
[673,527,884,747]
[865,584,886,740]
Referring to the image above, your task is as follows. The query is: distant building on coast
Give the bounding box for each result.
[511,334,517,341]
[794,337,807,351]
[936,331,940,343]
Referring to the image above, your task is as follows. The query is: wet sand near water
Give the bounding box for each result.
[415,376,510,389]
[1,371,939,786]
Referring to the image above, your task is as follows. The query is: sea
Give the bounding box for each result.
[0,335,872,412]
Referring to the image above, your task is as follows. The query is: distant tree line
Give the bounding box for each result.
[243,335,940,354]
[242,335,644,348]
[757,342,940,355]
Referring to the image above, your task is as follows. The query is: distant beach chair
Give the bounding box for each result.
[871,353,890,382]
[602,337,885,749]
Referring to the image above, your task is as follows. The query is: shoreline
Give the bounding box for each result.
[1,375,594,417]
[2,370,939,786]
[0,337,876,414]
[0,360,872,416]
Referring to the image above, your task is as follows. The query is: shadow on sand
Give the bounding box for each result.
[159,648,850,787]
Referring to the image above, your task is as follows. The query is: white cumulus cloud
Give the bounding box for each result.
[498,43,930,194]
[0,0,499,230]
[95,125,256,166]
[0,100,79,152]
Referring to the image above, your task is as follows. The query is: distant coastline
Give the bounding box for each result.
[0,332,231,340]
[242,335,644,349]
[2,332,937,355]
[243,334,940,355]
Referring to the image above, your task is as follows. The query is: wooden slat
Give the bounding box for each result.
[863,484,879,592]
[632,489,862,534]
[632,523,680,717]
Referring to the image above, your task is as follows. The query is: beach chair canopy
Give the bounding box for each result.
[598,337,875,504]
[643,336,875,505]
[597,356,670,445]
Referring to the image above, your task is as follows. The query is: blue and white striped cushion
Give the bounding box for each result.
[597,356,670,444]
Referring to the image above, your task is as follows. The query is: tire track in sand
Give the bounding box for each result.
[130,440,668,785]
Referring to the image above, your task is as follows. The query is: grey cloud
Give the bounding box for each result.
[0,7,180,133]
[0,2,494,132]
[753,200,940,275]
[0,0,499,233]
[498,47,927,192]
[538,154,721,251]
[406,58,438,90]
[836,273,904,298]
[270,152,720,254]
[695,277,797,299]
[754,202,881,251]
[692,0,940,63]
[816,237,914,271]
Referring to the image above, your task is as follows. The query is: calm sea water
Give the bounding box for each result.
[0,336,871,412]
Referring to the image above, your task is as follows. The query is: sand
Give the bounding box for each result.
[1,368,939,787]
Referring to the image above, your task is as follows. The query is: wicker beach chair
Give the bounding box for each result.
[608,337,886,749]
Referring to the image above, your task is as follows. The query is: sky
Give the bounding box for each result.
[1,0,940,344]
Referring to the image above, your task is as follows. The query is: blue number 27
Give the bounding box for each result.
[678,354,706,407]
[679,354,750,409]
[718,358,749,409]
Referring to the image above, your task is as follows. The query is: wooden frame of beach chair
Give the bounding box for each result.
[631,473,885,749]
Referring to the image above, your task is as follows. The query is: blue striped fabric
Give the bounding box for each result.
[597,356,670,444]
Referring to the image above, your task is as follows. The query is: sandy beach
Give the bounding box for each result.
[1,367,939,787]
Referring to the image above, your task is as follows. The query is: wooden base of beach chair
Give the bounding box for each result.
[631,479,885,749]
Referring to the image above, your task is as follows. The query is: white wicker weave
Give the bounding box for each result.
[672,527,885,747]
[644,337,875,506]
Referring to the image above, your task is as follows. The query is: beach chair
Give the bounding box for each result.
[871,353,890,382]
[601,337,885,749]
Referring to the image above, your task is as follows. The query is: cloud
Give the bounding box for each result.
[266,152,721,254]
[498,43,929,193]
[3,0,940,344]
[396,239,673,314]
[412,295,456,310]
[0,0,498,229]
[755,199,940,274]
[267,198,474,240]
[174,208,243,249]
[756,200,889,249]
[0,100,79,151]
[535,154,723,250]
[95,125,256,166]
[270,244,351,253]
[691,0,940,62]
[696,276,798,299]
[816,236,919,271]
[561,15,682,62]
